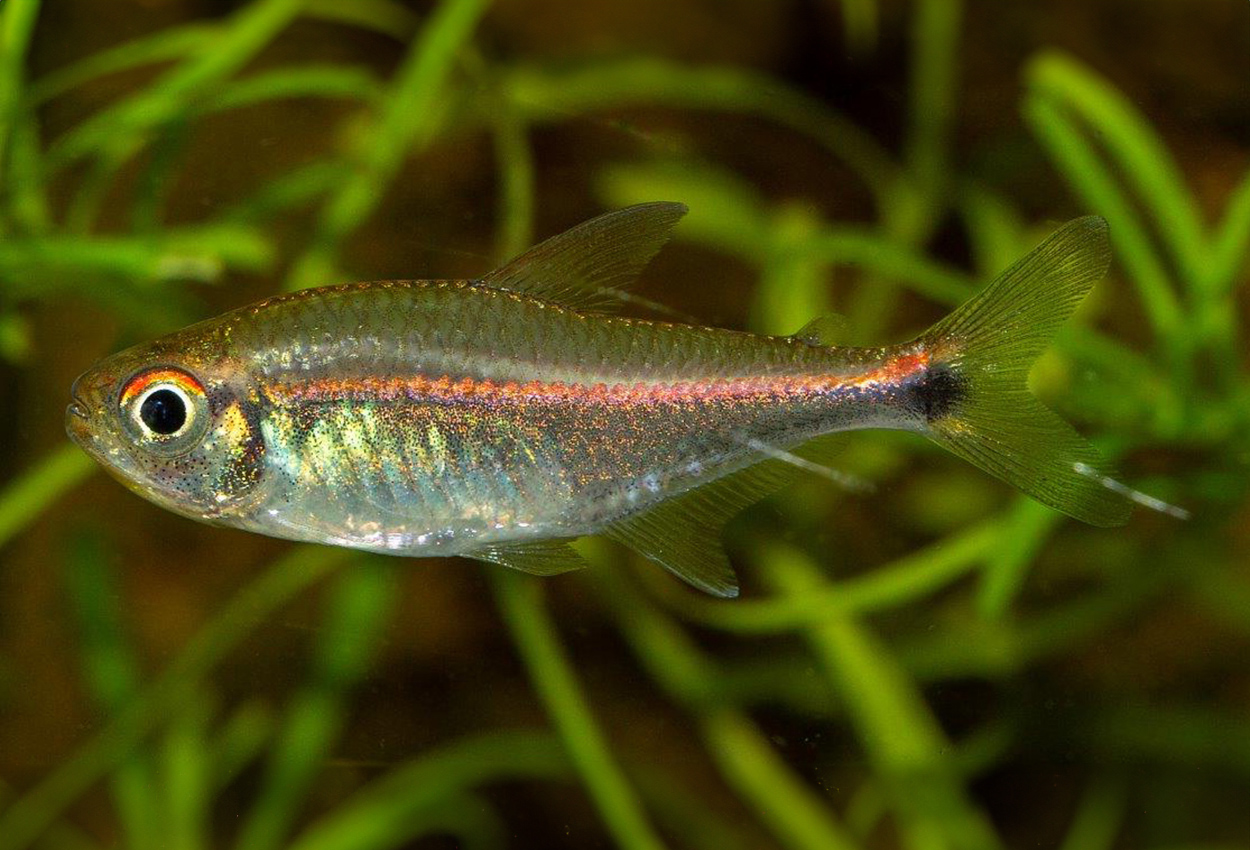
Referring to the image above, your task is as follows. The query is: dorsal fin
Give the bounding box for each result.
[792,313,849,347]
[479,202,688,313]
[470,539,589,576]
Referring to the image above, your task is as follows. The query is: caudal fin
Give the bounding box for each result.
[920,216,1131,527]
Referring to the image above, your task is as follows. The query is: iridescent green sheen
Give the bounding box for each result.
[217,278,906,554]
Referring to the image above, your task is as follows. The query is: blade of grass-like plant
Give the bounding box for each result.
[491,571,667,850]
[49,0,305,231]
[1192,295,1242,395]
[469,0,535,263]
[502,60,898,208]
[752,205,835,335]
[490,95,536,262]
[47,0,304,172]
[206,65,385,112]
[899,573,1167,682]
[302,0,419,41]
[837,0,879,56]
[1024,94,1188,374]
[0,0,41,176]
[131,66,381,228]
[234,563,397,850]
[160,698,214,850]
[1210,166,1250,295]
[62,531,159,850]
[1028,53,1208,289]
[712,656,839,717]
[843,781,888,840]
[599,161,975,310]
[846,0,962,338]
[589,557,861,850]
[703,711,863,850]
[957,186,1027,277]
[0,310,30,362]
[0,546,352,850]
[286,731,569,850]
[628,764,754,850]
[597,160,774,259]
[0,446,94,554]
[1053,328,1186,437]
[1011,572,1172,662]
[0,780,100,850]
[1084,704,1250,774]
[1188,564,1250,638]
[976,499,1062,618]
[1053,327,1165,397]
[582,554,717,706]
[1056,777,1126,850]
[62,147,131,234]
[0,0,49,239]
[948,721,1015,782]
[799,229,974,307]
[1024,57,1250,392]
[903,0,961,220]
[642,520,999,634]
[591,549,838,718]
[0,225,274,293]
[130,116,192,232]
[285,0,491,291]
[23,24,216,107]
[4,114,50,233]
[764,545,1004,850]
[380,791,506,850]
[223,161,352,224]
[208,701,275,792]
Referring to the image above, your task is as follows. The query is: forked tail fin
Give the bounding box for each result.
[919,216,1131,527]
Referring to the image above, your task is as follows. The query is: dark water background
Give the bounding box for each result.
[1,1,1248,848]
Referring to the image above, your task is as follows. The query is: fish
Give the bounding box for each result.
[66,203,1129,596]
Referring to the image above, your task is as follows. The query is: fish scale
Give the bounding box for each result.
[248,357,922,554]
[67,203,1130,596]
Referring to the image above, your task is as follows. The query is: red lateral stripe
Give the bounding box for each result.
[269,351,930,405]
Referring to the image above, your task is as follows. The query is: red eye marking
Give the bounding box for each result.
[120,368,205,406]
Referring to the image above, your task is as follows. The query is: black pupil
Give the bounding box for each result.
[139,389,187,435]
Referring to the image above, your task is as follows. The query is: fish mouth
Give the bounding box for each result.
[65,375,96,447]
[64,400,93,447]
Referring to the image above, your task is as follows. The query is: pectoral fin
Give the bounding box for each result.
[470,540,588,576]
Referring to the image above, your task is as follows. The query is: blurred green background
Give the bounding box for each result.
[1,0,1248,847]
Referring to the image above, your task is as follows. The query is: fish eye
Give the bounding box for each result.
[120,367,210,452]
[139,388,188,435]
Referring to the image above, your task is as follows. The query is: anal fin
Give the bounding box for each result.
[605,459,794,598]
[470,436,859,595]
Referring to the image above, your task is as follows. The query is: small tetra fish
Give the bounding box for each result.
[66,204,1129,596]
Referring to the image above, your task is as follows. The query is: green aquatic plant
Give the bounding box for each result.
[1,0,1247,848]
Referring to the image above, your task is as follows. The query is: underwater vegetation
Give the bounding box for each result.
[1,0,1248,848]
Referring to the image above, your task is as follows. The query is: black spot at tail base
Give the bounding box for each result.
[912,361,967,422]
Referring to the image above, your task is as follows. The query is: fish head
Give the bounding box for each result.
[66,328,268,522]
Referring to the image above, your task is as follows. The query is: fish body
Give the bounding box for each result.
[67,204,1129,595]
